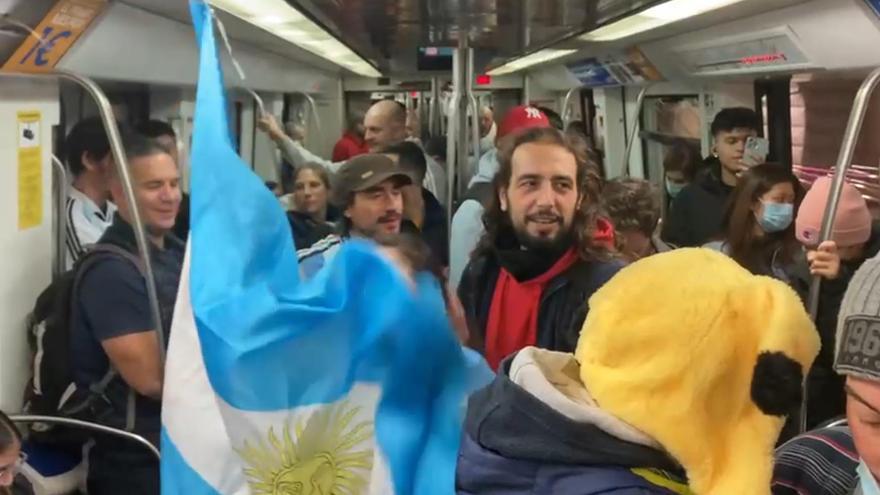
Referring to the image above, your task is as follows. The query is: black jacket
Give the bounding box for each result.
[792,222,880,428]
[662,160,734,247]
[458,249,621,355]
[287,210,335,251]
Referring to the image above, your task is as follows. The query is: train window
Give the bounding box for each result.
[638,96,702,188]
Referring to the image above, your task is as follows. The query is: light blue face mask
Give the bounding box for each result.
[758,202,794,233]
[665,178,685,198]
[858,460,880,495]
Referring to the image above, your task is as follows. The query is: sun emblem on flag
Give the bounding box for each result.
[237,400,374,495]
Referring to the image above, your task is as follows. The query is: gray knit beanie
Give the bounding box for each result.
[835,255,880,381]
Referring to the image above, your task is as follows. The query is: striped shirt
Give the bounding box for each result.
[296,234,343,280]
[65,187,117,270]
[773,426,860,495]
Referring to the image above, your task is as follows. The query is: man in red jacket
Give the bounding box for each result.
[331,113,369,162]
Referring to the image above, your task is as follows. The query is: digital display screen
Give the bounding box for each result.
[417,47,454,71]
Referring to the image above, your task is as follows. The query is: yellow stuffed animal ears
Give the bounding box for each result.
[577,248,820,495]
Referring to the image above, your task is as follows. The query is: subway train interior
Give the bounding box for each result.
[2,0,880,493]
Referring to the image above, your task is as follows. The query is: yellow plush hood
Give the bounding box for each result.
[576,248,819,495]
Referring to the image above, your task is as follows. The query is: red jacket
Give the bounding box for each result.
[332,131,369,162]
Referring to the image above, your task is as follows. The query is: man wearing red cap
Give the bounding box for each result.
[457,123,620,370]
[449,106,554,289]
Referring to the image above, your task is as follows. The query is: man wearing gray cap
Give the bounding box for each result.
[297,153,413,280]
[773,256,880,495]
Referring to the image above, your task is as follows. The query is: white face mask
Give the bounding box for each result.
[858,460,880,495]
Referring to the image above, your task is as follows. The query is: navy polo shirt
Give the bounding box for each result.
[70,216,184,436]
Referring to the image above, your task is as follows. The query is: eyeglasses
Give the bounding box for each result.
[0,452,27,479]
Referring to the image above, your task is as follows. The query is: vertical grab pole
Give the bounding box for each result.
[456,39,471,207]
[446,42,464,233]
[429,77,440,137]
[54,69,167,362]
[561,88,577,126]
[801,66,880,433]
[51,155,68,280]
[622,85,650,177]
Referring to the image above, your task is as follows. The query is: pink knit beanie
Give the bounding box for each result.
[795,177,871,247]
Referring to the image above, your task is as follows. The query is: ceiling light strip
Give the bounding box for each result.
[209,0,381,77]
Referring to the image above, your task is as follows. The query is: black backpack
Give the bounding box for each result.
[24,244,144,445]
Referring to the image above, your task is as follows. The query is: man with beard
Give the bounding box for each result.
[457,127,621,369]
[298,153,413,279]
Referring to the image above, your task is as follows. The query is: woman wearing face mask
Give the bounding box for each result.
[662,140,701,204]
[704,164,803,284]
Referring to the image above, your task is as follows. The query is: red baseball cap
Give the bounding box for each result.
[497,105,551,140]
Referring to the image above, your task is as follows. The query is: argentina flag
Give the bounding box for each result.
[160,2,493,494]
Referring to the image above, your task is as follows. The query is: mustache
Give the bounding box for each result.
[525,212,562,224]
[378,212,402,223]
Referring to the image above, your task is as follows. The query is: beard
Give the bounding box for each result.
[512,214,574,254]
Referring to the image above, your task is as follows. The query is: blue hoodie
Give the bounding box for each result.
[450,148,498,290]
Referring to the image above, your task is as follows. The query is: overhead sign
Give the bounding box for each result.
[674,28,811,76]
[2,0,107,73]
[566,47,664,88]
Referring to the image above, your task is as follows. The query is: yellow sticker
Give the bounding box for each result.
[18,111,43,230]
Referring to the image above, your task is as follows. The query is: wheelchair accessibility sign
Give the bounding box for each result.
[2,0,106,73]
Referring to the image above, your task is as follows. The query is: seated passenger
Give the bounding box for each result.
[286,163,335,251]
[297,154,413,279]
[64,117,119,269]
[773,255,880,495]
[791,177,880,429]
[458,248,820,495]
[71,134,183,495]
[663,108,761,246]
[136,120,189,240]
[457,127,620,370]
[602,178,671,262]
[383,141,449,268]
[449,105,552,289]
[704,164,803,284]
[0,410,26,493]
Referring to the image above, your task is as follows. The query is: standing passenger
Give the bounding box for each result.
[457,127,620,369]
[773,255,880,495]
[331,113,369,162]
[136,120,189,240]
[661,140,701,204]
[286,163,335,251]
[602,178,671,262]
[704,164,802,284]
[64,117,119,269]
[71,134,183,495]
[663,108,761,246]
[792,177,880,429]
[297,154,413,279]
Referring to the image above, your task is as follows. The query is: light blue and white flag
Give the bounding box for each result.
[160,2,493,494]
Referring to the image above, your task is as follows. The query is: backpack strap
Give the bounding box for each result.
[69,244,148,432]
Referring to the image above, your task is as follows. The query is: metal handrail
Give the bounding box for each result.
[295,91,321,133]
[245,88,266,117]
[801,66,880,433]
[50,155,68,280]
[622,85,651,177]
[469,93,481,166]
[1,70,166,363]
[9,414,160,460]
[561,88,577,125]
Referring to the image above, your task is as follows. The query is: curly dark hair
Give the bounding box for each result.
[473,126,613,262]
[602,178,661,237]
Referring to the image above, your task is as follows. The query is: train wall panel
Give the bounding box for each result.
[0,78,59,412]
